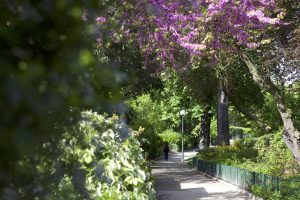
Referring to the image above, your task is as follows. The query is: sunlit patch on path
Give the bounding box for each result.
[151,151,249,200]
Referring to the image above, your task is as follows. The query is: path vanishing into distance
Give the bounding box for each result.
[151,150,250,200]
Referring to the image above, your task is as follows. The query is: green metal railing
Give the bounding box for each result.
[192,158,300,199]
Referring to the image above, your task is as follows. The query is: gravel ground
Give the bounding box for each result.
[151,150,249,200]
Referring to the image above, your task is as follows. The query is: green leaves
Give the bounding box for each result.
[74,112,155,199]
[83,153,93,164]
[137,169,146,181]
[79,49,94,66]
[197,129,300,177]
[126,69,207,156]
[0,1,122,182]
[159,129,181,146]
[4,111,155,199]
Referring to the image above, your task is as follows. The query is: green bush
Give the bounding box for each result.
[253,131,300,176]
[0,1,121,182]
[240,137,257,148]
[159,129,181,150]
[197,144,258,166]
[196,129,300,200]
[250,185,282,200]
[249,176,300,200]
[250,180,300,200]
[137,126,164,159]
[2,111,155,199]
[56,111,155,199]
[280,177,300,200]
[126,94,164,158]
[197,130,300,177]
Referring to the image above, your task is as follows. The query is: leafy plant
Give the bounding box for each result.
[197,145,258,166]
[1,111,155,199]
[197,129,300,177]
[250,185,282,200]
[159,129,181,150]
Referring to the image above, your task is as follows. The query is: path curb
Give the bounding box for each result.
[195,170,263,200]
[152,151,250,200]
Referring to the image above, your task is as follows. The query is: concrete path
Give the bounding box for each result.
[151,150,249,200]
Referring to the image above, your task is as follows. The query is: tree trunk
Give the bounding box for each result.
[216,83,230,145]
[241,53,300,163]
[199,106,212,149]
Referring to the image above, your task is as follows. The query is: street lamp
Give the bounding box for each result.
[180,109,185,162]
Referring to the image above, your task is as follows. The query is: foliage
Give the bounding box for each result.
[197,129,300,177]
[286,82,300,130]
[250,180,300,200]
[1,111,155,199]
[257,1,300,85]
[127,0,282,68]
[159,129,181,151]
[250,185,282,200]
[182,62,217,105]
[197,144,258,166]
[240,137,257,148]
[0,0,123,185]
[121,0,300,164]
[258,93,282,130]
[251,131,300,176]
[158,70,204,137]
[210,117,218,144]
[126,94,164,158]
[197,129,300,200]
[126,71,204,157]
[94,2,163,99]
[1,1,298,199]
[1,2,160,198]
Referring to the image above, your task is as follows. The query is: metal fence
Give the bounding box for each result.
[192,158,300,199]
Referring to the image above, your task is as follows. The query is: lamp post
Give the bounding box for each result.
[180,110,185,162]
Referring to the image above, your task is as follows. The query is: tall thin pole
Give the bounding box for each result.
[181,115,184,162]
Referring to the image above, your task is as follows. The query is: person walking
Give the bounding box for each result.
[163,143,170,161]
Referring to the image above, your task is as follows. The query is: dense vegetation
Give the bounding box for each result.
[1,111,154,199]
[197,130,300,177]
[0,0,299,199]
[0,1,156,199]
[196,131,300,200]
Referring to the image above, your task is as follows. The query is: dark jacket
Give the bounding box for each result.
[163,145,169,152]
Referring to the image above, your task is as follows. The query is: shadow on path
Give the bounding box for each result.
[151,151,249,200]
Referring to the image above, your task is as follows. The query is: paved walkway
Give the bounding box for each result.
[151,150,249,200]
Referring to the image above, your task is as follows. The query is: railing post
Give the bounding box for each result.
[193,160,287,195]
[263,174,266,188]
[252,172,256,185]
[276,176,280,191]
[236,168,240,186]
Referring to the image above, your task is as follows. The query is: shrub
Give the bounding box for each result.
[240,137,257,148]
[196,129,300,200]
[253,131,300,176]
[1,111,155,199]
[126,95,164,158]
[159,129,181,150]
[55,111,155,199]
[250,185,282,200]
[197,144,258,166]
[197,130,300,177]
[138,126,164,159]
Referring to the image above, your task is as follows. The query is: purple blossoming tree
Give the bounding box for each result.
[124,0,300,162]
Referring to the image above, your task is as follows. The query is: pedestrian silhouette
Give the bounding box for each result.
[163,143,170,161]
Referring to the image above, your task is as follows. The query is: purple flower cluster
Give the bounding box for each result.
[126,0,281,68]
[96,16,107,24]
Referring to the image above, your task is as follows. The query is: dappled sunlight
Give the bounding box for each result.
[1,1,299,199]
[152,152,248,200]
